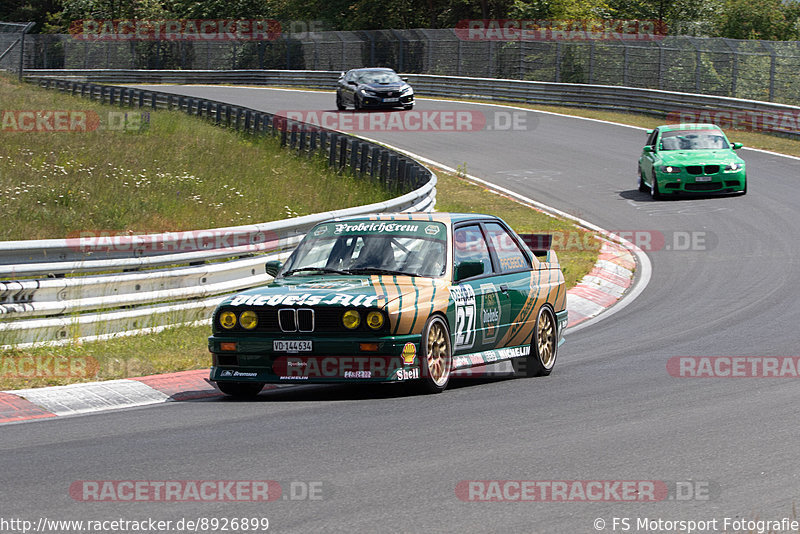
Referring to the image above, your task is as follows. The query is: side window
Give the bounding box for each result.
[454,225,493,275]
[646,129,658,147]
[484,223,529,273]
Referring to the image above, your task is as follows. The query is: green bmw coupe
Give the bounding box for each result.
[208,213,568,397]
[638,123,746,199]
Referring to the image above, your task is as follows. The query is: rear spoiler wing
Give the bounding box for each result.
[518,233,559,265]
[519,234,552,256]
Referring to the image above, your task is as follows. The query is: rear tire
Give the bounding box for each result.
[513,306,558,377]
[216,381,264,398]
[419,315,452,393]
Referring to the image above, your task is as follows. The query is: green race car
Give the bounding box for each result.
[208,213,568,397]
[638,123,746,198]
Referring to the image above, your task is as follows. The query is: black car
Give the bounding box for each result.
[336,68,414,111]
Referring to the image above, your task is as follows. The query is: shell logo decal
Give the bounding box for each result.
[402,343,417,365]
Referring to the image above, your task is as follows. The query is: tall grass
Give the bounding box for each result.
[0,73,393,240]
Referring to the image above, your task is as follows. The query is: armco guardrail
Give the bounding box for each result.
[0,77,436,346]
[25,69,800,139]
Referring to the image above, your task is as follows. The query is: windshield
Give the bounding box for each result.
[660,129,729,150]
[356,71,403,84]
[281,221,447,278]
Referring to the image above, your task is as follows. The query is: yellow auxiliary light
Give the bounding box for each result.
[366,311,385,330]
[239,310,258,330]
[343,310,361,329]
[219,311,237,329]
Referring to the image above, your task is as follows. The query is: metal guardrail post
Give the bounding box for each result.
[370,147,379,180]
[338,137,348,170]
[328,134,338,166]
[359,144,369,176]
[350,141,359,174]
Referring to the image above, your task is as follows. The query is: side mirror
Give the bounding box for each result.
[402,77,409,82]
[455,260,484,281]
[265,260,283,277]
[643,145,654,153]
[645,129,653,135]
[732,142,743,150]
[339,71,346,79]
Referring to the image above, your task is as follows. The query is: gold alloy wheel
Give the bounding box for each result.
[426,319,450,385]
[537,308,556,369]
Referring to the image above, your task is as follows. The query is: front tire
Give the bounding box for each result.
[419,315,452,393]
[651,175,663,200]
[354,95,362,111]
[513,306,558,377]
[403,103,414,110]
[336,93,346,111]
[216,381,264,398]
[638,170,649,193]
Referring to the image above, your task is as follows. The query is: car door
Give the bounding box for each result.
[639,127,660,184]
[451,224,508,355]
[341,70,357,106]
[482,221,535,349]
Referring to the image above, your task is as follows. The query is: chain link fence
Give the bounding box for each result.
[4,26,800,105]
[0,22,35,77]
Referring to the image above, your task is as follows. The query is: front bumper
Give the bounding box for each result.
[655,170,745,195]
[359,94,414,108]
[209,334,421,384]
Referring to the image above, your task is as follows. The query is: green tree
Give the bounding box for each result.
[716,0,800,40]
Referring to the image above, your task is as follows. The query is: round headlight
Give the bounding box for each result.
[343,310,361,330]
[219,311,237,329]
[240,310,258,330]
[366,311,385,330]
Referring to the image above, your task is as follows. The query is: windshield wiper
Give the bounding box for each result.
[283,267,350,276]
[345,267,418,277]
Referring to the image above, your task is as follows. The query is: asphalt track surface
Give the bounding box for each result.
[3,86,800,534]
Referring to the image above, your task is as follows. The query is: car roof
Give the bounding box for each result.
[331,212,500,226]
[348,67,397,73]
[659,123,721,132]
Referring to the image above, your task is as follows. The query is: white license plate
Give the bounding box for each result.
[383,97,399,102]
[696,176,712,182]
[273,340,312,353]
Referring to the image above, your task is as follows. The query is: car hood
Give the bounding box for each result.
[359,82,408,91]
[658,150,743,165]
[221,275,448,313]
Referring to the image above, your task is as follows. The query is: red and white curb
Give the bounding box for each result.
[566,240,635,328]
